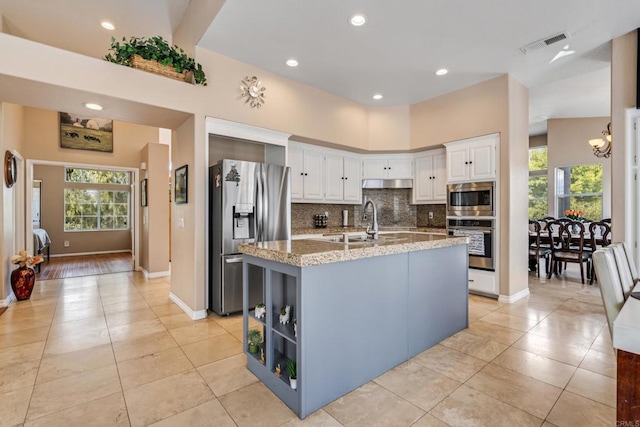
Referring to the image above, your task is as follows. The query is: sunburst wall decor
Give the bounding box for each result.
[240,76,266,108]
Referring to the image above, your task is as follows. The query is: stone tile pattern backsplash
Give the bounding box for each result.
[292,190,446,229]
[417,203,447,228]
[291,204,355,228]
[354,189,416,228]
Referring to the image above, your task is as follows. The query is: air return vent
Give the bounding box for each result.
[520,32,570,54]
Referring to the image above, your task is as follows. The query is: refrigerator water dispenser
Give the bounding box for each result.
[233,204,254,239]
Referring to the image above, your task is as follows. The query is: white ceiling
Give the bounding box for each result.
[0,0,637,135]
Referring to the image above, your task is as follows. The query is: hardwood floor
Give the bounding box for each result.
[36,252,133,280]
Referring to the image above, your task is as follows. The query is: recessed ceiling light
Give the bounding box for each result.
[84,103,103,111]
[435,68,449,76]
[286,59,299,67]
[372,94,383,100]
[101,21,115,30]
[349,14,367,27]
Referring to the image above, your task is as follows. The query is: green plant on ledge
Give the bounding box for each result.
[104,36,207,85]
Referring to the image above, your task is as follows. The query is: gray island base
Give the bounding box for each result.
[240,232,469,419]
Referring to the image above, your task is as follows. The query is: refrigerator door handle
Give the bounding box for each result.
[224,257,244,264]
[256,166,265,242]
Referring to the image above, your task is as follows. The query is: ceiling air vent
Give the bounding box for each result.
[520,32,570,54]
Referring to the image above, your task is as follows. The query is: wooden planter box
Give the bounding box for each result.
[130,55,194,84]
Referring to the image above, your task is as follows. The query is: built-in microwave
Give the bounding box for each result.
[447,181,494,217]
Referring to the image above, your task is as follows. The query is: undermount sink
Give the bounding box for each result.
[314,234,408,245]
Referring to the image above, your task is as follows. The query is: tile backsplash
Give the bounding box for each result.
[292,190,446,229]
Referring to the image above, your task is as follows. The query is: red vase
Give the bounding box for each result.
[10,266,36,300]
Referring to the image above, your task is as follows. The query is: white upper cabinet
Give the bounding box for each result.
[325,153,361,203]
[288,145,324,201]
[444,134,498,183]
[362,157,413,179]
[413,149,446,203]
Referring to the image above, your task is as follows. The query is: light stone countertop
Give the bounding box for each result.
[239,232,468,267]
[291,226,446,235]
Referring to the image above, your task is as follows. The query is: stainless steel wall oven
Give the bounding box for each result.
[447,218,495,271]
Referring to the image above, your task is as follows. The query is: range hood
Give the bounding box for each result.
[362,179,413,189]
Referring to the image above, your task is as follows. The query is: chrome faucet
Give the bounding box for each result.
[363,199,379,240]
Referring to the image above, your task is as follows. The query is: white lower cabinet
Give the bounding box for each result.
[468,269,498,295]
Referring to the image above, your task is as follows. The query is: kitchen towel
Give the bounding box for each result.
[452,229,485,255]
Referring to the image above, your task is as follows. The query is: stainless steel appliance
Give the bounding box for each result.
[447,181,494,217]
[447,218,495,271]
[209,159,291,315]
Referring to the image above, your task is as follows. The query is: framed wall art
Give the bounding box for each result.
[141,179,148,207]
[59,112,114,153]
[174,165,188,204]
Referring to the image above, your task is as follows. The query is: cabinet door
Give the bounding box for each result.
[362,159,387,179]
[414,156,434,202]
[432,152,447,200]
[302,150,324,200]
[343,156,362,202]
[446,146,469,182]
[288,146,304,200]
[387,158,413,179]
[324,153,344,202]
[469,141,495,180]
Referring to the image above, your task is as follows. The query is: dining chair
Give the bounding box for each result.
[538,216,556,231]
[610,242,636,298]
[548,220,591,284]
[529,220,551,277]
[592,247,626,342]
[587,220,612,285]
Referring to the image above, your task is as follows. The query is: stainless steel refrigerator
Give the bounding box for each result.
[209,159,291,315]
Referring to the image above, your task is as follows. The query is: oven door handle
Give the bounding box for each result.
[448,228,493,234]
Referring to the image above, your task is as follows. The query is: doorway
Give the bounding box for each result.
[26,159,140,279]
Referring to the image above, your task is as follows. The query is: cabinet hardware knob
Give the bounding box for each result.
[345,177,348,180]
[305,173,308,176]
[300,172,304,175]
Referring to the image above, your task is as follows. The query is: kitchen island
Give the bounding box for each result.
[239,232,469,419]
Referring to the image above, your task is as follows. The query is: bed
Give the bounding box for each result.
[33,228,51,272]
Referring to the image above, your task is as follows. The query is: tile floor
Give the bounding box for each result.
[0,266,615,426]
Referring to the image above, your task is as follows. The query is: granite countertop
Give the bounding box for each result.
[292,226,447,235]
[239,232,467,267]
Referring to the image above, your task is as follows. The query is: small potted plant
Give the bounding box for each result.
[279,305,291,325]
[247,329,261,354]
[287,359,297,390]
[254,302,266,319]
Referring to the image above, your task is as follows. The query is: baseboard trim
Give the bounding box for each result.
[498,287,530,304]
[169,292,207,320]
[0,292,16,307]
[51,249,132,258]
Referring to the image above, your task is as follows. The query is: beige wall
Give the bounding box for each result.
[171,115,198,310]
[502,75,530,299]
[611,31,637,243]
[1,103,24,302]
[529,134,547,147]
[546,117,612,219]
[33,164,132,255]
[410,75,509,149]
[22,108,159,168]
[368,106,411,151]
[141,143,170,275]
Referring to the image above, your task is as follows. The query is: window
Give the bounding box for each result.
[528,147,548,220]
[64,168,130,231]
[65,168,129,185]
[555,163,603,221]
